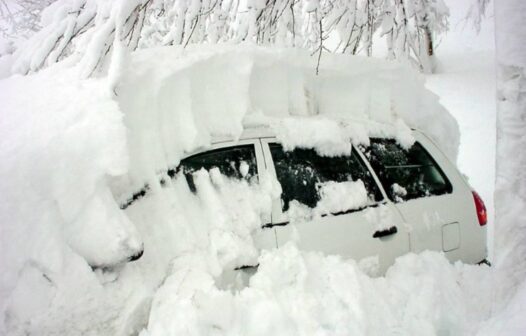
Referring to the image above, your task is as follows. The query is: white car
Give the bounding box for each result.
[127,127,489,274]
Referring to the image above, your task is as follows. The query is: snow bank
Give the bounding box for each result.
[144,247,490,336]
[0,45,469,335]
[491,2,526,334]
[0,63,143,334]
[118,46,459,185]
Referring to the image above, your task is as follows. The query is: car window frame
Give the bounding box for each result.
[357,138,454,203]
[260,138,387,225]
[176,138,270,223]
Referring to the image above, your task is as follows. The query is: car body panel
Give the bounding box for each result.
[200,138,278,252]
[402,131,487,263]
[260,138,411,274]
[179,127,487,271]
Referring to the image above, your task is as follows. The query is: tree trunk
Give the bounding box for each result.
[424,25,433,57]
[422,25,435,73]
[366,0,373,57]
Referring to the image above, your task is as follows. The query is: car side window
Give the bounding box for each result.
[177,145,257,191]
[269,143,383,211]
[360,139,452,202]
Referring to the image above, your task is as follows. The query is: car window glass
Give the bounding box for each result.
[177,145,257,191]
[269,143,382,212]
[360,139,452,202]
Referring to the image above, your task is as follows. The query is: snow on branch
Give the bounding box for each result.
[10,0,150,76]
[3,0,450,76]
[464,0,490,33]
[381,0,449,72]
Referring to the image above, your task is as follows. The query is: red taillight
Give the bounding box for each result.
[472,191,487,226]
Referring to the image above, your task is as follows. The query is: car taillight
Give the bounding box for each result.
[472,191,487,226]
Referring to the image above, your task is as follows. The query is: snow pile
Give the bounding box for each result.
[0,63,144,334]
[144,247,490,336]
[0,45,475,335]
[490,1,526,334]
[391,183,408,202]
[314,180,370,215]
[181,168,273,271]
[281,180,371,222]
[118,46,459,186]
[272,117,416,157]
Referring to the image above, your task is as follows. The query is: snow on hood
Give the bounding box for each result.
[0,45,467,335]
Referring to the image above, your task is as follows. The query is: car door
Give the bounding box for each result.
[260,138,410,273]
[358,133,484,263]
[177,139,277,253]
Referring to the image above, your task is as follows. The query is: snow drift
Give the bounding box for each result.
[118,46,459,188]
[0,45,477,335]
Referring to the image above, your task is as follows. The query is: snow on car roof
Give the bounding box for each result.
[117,45,459,185]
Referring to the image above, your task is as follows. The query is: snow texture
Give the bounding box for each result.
[143,247,485,336]
[489,0,526,334]
[314,180,370,215]
[118,45,459,179]
[0,44,514,335]
[0,0,450,76]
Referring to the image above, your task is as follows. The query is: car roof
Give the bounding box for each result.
[210,123,423,145]
[211,126,276,144]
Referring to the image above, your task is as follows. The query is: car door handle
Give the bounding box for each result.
[373,226,398,238]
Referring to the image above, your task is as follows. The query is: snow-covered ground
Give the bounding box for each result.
[3,2,526,335]
[0,44,512,336]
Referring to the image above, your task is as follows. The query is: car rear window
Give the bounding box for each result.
[269,143,383,211]
[360,139,452,202]
[177,145,257,191]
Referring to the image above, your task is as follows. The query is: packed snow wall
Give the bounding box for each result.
[116,46,459,189]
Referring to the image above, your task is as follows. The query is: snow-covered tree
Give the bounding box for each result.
[465,0,490,33]
[381,0,448,72]
[494,0,526,305]
[0,0,56,39]
[1,0,450,76]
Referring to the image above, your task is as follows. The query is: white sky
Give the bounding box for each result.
[439,0,495,55]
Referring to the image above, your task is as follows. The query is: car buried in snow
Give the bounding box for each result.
[123,126,489,275]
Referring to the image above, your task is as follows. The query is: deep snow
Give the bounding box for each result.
[0,46,462,335]
[0,27,523,336]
